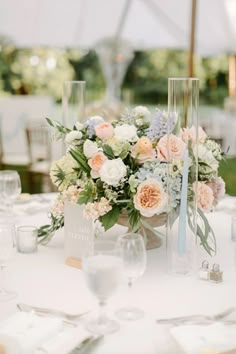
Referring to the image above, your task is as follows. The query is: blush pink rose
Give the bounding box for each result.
[181,126,207,144]
[193,181,214,212]
[156,134,186,161]
[131,136,156,164]
[95,122,114,140]
[88,152,107,178]
[207,176,225,203]
[134,178,167,217]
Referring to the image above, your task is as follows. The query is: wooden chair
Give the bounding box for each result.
[25,121,54,193]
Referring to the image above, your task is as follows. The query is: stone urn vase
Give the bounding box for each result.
[117,212,167,250]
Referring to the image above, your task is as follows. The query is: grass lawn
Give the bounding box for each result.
[219,157,236,196]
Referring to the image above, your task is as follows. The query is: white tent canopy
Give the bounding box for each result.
[0,0,236,56]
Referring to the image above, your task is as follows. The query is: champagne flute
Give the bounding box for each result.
[0,223,17,301]
[2,170,21,215]
[115,233,147,321]
[82,240,123,335]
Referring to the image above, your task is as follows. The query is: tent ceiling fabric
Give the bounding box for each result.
[0,0,235,56]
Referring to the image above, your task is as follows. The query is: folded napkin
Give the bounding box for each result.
[170,323,236,354]
[35,327,91,354]
[0,312,62,354]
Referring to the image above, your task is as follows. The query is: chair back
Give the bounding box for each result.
[25,121,52,166]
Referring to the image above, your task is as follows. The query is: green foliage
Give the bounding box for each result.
[69,148,90,174]
[78,182,96,204]
[99,205,120,231]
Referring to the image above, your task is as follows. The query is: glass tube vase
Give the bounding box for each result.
[166,78,199,276]
[62,81,86,128]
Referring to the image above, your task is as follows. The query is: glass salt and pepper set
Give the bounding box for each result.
[199,261,223,283]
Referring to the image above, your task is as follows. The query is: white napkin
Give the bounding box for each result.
[0,312,62,354]
[170,323,236,354]
[35,327,91,354]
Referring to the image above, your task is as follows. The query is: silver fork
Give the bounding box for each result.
[17,303,90,321]
[156,307,236,325]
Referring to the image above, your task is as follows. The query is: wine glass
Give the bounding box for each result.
[1,170,21,215]
[115,233,147,321]
[82,240,123,335]
[0,223,17,301]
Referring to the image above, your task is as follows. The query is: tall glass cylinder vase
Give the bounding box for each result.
[63,81,86,128]
[166,78,199,276]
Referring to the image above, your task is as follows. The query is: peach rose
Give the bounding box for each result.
[181,126,207,144]
[156,134,186,161]
[88,152,107,178]
[95,122,114,140]
[193,181,214,212]
[134,178,167,217]
[131,137,156,164]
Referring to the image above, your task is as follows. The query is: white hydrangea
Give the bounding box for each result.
[194,145,219,171]
[50,153,77,191]
[133,106,151,124]
[114,124,138,142]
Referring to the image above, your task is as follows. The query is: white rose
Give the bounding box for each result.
[133,106,151,123]
[114,124,138,142]
[89,116,104,126]
[75,122,84,131]
[65,130,82,144]
[83,140,100,158]
[99,158,127,187]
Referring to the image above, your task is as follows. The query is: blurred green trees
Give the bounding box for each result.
[0,37,229,105]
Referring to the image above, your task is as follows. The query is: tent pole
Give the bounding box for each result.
[229,54,236,97]
[188,0,197,77]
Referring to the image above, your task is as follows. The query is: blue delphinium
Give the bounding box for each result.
[146,109,177,141]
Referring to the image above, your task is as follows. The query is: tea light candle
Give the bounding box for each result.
[17,226,38,253]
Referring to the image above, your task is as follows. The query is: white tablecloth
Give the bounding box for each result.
[0,194,236,354]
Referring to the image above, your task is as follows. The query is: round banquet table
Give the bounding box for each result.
[0,194,236,354]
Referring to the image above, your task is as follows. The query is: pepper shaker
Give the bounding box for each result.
[209,263,223,283]
[199,260,209,280]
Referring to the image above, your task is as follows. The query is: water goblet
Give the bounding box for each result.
[82,240,123,335]
[0,223,17,301]
[1,170,21,215]
[115,233,147,321]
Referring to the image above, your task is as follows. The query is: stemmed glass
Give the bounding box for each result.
[0,223,17,301]
[115,233,147,321]
[0,170,21,215]
[82,240,123,335]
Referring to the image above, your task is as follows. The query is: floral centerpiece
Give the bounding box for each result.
[38,106,225,254]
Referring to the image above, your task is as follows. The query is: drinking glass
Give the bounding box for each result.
[115,233,147,321]
[1,170,21,215]
[82,240,123,335]
[0,223,17,301]
[62,81,86,128]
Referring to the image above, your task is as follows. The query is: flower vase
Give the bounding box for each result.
[117,212,167,250]
[64,201,94,264]
[63,81,86,128]
[166,78,199,276]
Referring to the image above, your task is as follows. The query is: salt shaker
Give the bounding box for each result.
[199,260,209,280]
[209,263,223,283]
